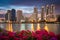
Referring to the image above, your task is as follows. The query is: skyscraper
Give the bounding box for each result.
[34,7,38,22]
[46,5,50,15]
[41,6,45,21]
[5,10,11,21]
[46,4,57,22]
[50,4,55,14]
[17,10,23,22]
[10,9,16,21]
[46,5,50,21]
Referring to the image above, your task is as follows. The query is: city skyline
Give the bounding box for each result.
[0,0,60,14]
[0,0,59,33]
[0,4,58,19]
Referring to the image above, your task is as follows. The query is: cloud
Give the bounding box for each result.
[0,10,6,14]
[10,6,34,13]
[0,0,60,14]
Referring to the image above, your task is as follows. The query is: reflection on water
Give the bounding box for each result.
[37,23,40,30]
[20,24,25,30]
[0,23,60,34]
[6,23,13,32]
[44,24,49,32]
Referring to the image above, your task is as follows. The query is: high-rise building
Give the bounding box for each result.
[46,5,50,21]
[10,9,16,21]
[46,4,57,22]
[34,7,38,22]
[17,10,23,22]
[41,6,45,21]
[5,10,11,21]
[7,10,11,21]
[46,5,50,15]
[50,4,55,14]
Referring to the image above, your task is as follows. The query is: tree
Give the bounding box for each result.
[57,16,60,22]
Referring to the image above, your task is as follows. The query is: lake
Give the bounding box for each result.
[0,22,60,34]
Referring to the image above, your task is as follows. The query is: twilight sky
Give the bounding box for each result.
[0,0,60,14]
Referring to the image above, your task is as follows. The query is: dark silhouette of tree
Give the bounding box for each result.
[57,16,60,22]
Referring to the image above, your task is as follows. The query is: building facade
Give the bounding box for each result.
[41,6,45,21]
[17,10,23,22]
[10,9,16,21]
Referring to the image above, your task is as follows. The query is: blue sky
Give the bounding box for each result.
[0,0,60,14]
